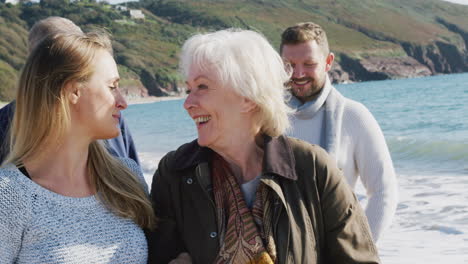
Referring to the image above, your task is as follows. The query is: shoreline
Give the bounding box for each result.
[125,95,184,105]
[0,96,185,109]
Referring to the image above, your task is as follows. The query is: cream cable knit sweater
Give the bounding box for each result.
[288,92,398,242]
[0,158,148,263]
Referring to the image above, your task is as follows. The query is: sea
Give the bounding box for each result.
[124,73,468,263]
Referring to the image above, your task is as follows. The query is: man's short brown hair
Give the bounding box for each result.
[280,22,330,55]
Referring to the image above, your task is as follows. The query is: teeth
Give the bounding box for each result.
[194,116,211,124]
[294,80,309,85]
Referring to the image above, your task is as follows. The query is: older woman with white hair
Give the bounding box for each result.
[148,29,380,264]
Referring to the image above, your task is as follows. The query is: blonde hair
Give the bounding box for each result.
[180,29,292,137]
[6,32,155,229]
[280,22,330,55]
[28,16,83,52]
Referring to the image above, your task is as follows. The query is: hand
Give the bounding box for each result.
[168,252,192,264]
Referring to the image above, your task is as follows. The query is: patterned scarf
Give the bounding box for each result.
[211,154,276,264]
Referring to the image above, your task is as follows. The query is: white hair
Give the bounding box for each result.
[180,28,292,137]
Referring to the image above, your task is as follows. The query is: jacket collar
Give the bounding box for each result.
[173,135,297,181]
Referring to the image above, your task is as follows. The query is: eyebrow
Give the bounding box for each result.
[185,75,210,86]
[108,77,120,83]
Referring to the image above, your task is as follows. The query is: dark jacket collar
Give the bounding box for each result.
[173,135,297,180]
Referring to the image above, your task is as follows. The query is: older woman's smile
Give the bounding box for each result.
[193,115,212,125]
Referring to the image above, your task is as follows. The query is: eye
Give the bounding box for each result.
[198,84,208,89]
[185,89,191,95]
[304,63,316,67]
[109,83,119,90]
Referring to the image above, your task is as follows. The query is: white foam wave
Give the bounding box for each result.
[378,170,468,263]
[137,151,165,187]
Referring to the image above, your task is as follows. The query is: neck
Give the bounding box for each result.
[23,133,94,197]
[213,132,264,184]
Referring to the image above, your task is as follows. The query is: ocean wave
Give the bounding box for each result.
[387,137,467,173]
[137,151,165,176]
[135,137,468,177]
[388,137,468,162]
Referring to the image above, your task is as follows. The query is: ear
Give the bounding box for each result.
[325,52,335,72]
[240,97,257,114]
[65,81,81,105]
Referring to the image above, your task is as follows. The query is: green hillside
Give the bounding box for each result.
[1,0,468,101]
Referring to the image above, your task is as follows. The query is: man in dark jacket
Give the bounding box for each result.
[0,16,139,165]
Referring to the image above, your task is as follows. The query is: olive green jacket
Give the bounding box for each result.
[147,135,380,264]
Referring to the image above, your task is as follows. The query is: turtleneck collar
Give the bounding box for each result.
[287,76,333,120]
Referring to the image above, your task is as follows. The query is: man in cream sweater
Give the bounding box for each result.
[281,22,398,242]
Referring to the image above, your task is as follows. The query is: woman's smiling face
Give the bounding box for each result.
[183,64,248,150]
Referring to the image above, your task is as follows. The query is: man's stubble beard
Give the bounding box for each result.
[290,76,326,103]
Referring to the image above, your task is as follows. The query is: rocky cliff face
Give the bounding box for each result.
[328,17,468,84]
[330,55,432,83]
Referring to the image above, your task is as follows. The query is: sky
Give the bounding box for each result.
[441,0,468,4]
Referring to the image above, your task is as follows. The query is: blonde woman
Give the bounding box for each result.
[0,31,155,263]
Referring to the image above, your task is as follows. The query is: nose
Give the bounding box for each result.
[292,65,305,79]
[115,89,128,110]
[183,92,196,111]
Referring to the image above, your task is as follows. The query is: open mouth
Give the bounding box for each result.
[194,115,211,126]
[292,78,312,86]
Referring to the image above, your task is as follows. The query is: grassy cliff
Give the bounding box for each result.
[1,0,468,101]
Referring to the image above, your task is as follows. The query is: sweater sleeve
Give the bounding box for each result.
[0,172,30,263]
[119,114,141,166]
[120,157,149,194]
[345,102,398,241]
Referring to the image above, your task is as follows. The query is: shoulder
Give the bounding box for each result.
[0,102,15,119]
[341,97,380,127]
[0,165,25,190]
[342,98,374,120]
[159,139,211,172]
[117,157,148,192]
[285,136,342,190]
[286,136,342,179]
[118,157,140,175]
[153,140,212,193]
[341,98,382,134]
[0,102,15,134]
[286,136,332,167]
[0,166,31,225]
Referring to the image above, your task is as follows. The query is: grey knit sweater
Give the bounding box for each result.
[0,158,148,263]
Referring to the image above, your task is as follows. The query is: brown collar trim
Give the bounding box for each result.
[262,135,297,180]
